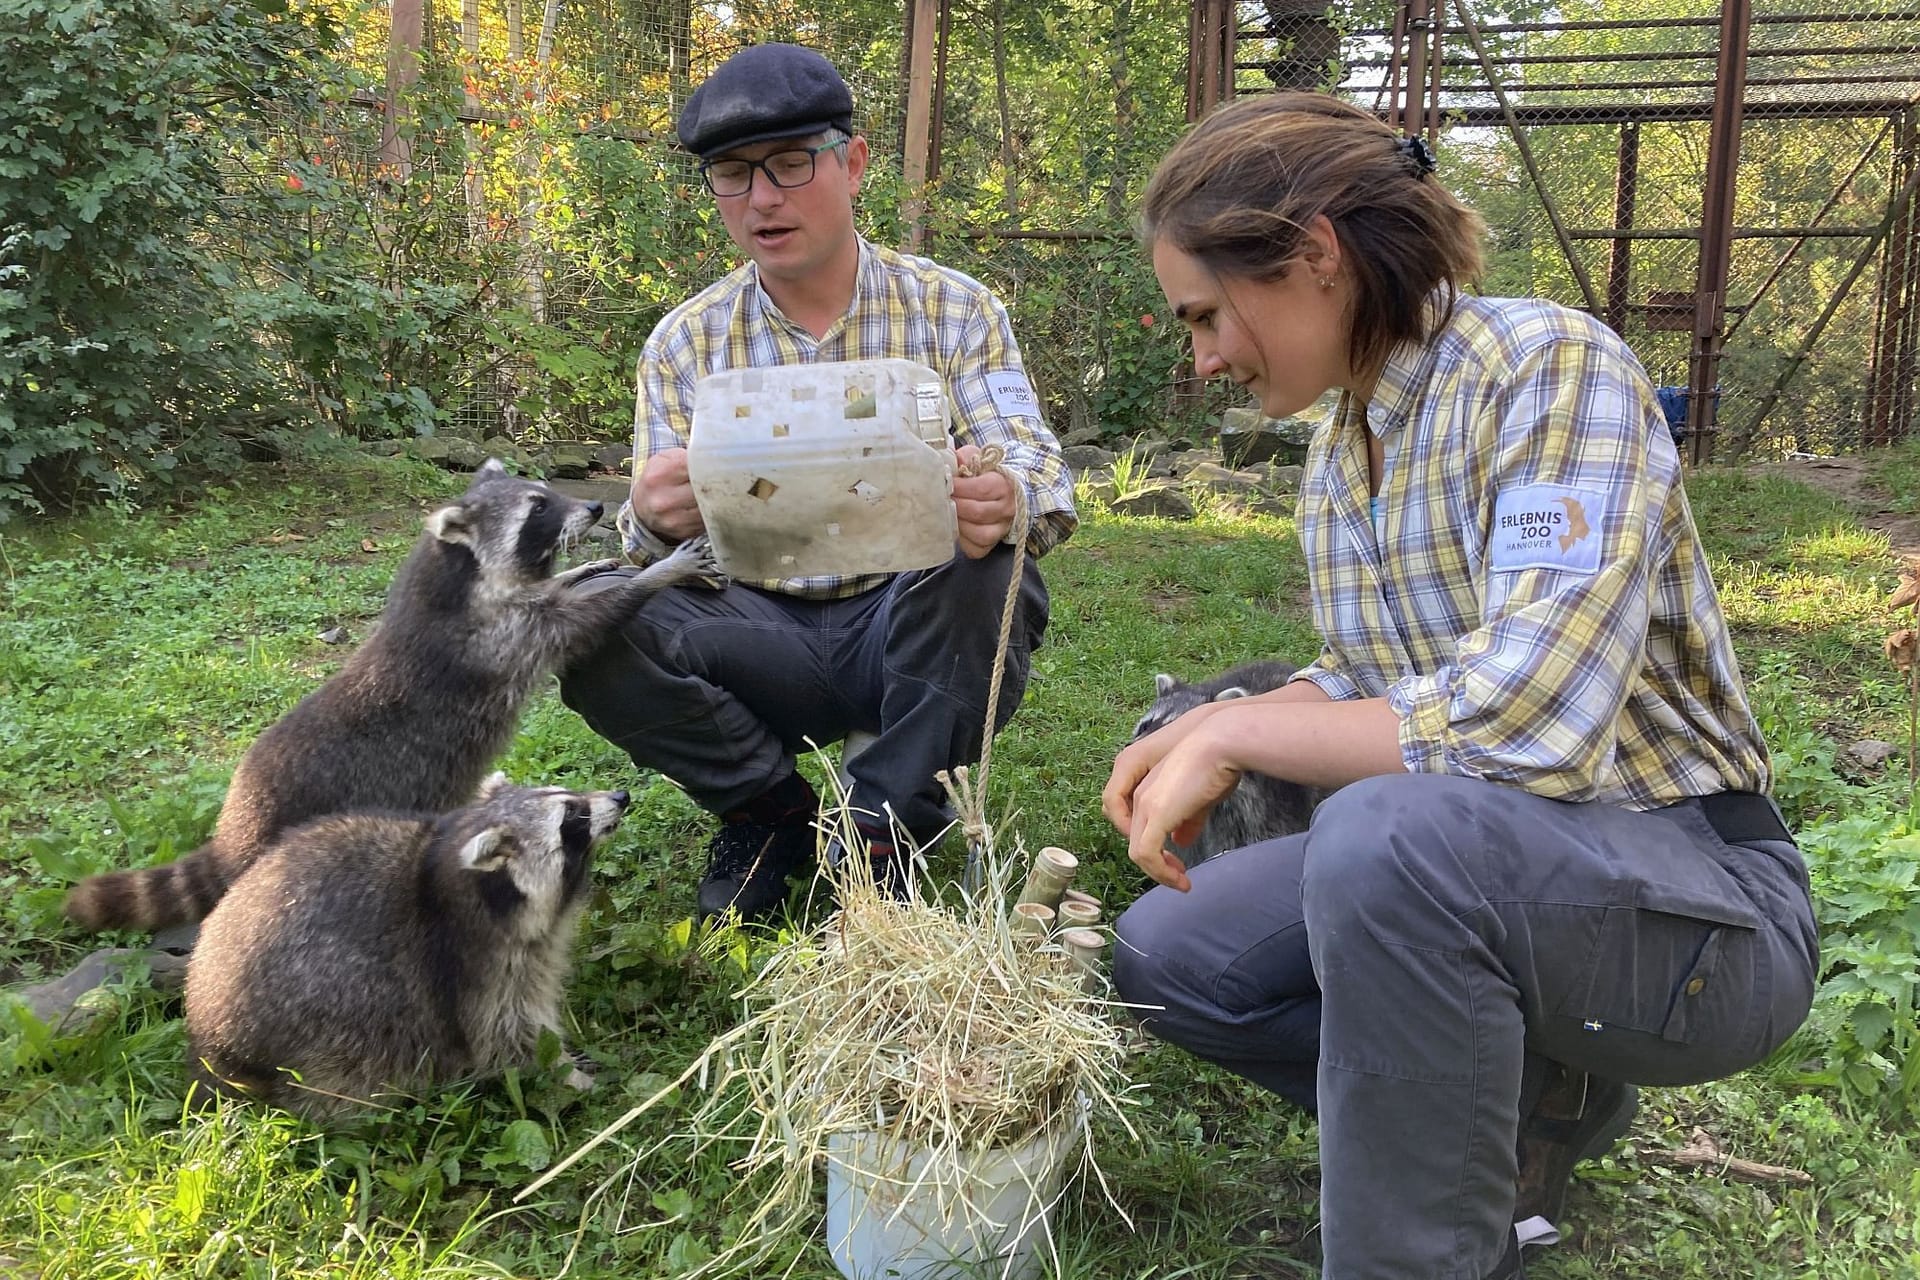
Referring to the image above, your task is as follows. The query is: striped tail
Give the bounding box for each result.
[65,842,233,932]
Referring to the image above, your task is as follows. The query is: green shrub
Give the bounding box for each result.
[0,0,317,518]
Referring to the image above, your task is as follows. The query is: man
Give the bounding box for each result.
[560,44,1077,923]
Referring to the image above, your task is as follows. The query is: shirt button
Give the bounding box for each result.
[1685,977,1706,996]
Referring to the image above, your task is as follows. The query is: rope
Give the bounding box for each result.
[938,444,1031,880]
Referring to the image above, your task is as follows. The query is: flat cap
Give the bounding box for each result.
[677,44,854,159]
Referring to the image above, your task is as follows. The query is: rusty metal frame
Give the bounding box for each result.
[1206,0,1920,460]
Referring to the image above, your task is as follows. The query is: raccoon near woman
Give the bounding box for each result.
[1131,659,1324,866]
[66,459,715,933]
[185,775,627,1120]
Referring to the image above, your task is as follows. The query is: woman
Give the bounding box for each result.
[1104,91,1818,1280]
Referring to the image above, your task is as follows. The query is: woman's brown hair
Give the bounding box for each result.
[1140,91,1487,382]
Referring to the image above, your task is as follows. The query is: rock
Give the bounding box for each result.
[593,443,633,474]
[407,436,452,464]
[546,443,594,480]
[1267,464,1306,492]
[1846,739,1898,769]
[10,948,190,1037]
[1060,424,1107,448]
[1062,444,1116,471]
[318,626,349,646]
[365,439,406,457]
[1184,461,1267,493]
[1219,408,1314,467]
[1110,484,1197,521]
[1242,494,1297,519]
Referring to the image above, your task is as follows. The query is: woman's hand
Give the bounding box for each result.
[1102,707,1242,892]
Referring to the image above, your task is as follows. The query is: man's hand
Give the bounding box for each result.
[952,443,1017,559]
[632,447,706,542]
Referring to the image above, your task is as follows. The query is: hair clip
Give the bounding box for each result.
[1398,135,1438,177]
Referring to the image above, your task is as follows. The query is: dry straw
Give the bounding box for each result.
[520,766,1141,1277]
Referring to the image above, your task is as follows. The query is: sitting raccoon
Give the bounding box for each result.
[67,458,715,934]
[1132,659,1325,867]
[185,775,625,1120]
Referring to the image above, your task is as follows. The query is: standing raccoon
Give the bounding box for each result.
[66,458,715,933]
[1132,659,1325,866]
[185,775,625,1120]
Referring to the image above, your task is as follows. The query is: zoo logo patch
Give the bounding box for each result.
[1489,484,1604,574]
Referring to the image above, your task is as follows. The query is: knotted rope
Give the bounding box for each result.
[937,443,1031,885]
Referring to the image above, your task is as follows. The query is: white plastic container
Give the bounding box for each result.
[824,1110,1084,1280]
[686,359,957,580]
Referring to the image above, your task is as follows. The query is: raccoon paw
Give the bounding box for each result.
[660,534,726,589]
[553,557,623,587]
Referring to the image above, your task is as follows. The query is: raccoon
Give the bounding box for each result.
[67,458,714,933]
[184,774,624,1120]
[1132,659,1325,867]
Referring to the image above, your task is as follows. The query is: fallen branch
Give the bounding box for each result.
[1643,1127,1813,1187]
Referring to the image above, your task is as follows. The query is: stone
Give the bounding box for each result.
[594,443,633,474]
[546,443,594,480]
[1267,464,1306,492]
[1062,444,1116,471]
[1110,484,1197,521]
[1184,461,1266,493]
[318,626,349,646]
[1219,408,1314,468]
[10,948,190,1038]
[1846,739,1898,769]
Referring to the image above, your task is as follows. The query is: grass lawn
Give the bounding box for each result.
[2,449,1918,1278]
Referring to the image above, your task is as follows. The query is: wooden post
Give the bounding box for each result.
[1604,122,1639,337]
[900,0,940,253]
[1686,0,1751,465]
[379,0,426,178]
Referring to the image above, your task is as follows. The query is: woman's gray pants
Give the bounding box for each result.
[1113,772,1819,1280]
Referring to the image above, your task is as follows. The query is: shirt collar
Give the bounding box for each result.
[744,236,876,337]
[1359,292,1452,440]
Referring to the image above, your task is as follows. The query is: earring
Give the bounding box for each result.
[1319,276,1335,291]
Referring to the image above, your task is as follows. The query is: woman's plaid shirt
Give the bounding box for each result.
[1291,293,1769,809]
[615,238,1077,598]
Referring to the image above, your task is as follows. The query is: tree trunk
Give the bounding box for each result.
[992,0,1017,220]
[461,0,486,230]
[1107,0,1134,221]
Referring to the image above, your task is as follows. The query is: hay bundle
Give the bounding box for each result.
[523,794,1138,1276]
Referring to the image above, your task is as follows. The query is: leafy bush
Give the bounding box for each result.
[0,0,319,518]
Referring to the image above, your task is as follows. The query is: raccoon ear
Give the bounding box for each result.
[458,826,518,871]
[1154,673,1178,695]
[478,457,508,478]
[425,504,473,546]
[1213,685,1253,702]
[475,771,513,801]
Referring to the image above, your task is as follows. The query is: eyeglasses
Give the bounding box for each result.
[699,138,848,197]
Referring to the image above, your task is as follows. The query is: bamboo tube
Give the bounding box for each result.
[1056,899,1102,931]
[1059,888,1102,912]
[1016,846,1078,912]
[1009,900,1055,944]
[1058,927,1108,994]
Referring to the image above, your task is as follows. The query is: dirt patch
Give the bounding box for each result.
[1755,455,1920,565]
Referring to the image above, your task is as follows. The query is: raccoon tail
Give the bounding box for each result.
[64,840,232,933]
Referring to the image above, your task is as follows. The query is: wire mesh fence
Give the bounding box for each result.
[219,0,1920,461]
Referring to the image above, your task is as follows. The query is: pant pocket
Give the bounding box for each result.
[1551,879,1760,1045]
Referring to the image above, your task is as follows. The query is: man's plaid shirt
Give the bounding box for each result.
[616,238,1077,598]
[1291,293,1770,809]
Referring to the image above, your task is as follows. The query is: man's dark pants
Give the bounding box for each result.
[558,543,1049,844]
[1114,772,1819,1280]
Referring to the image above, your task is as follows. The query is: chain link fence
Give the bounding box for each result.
[235,0,1919,461]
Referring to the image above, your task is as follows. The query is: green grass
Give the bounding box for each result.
[2,452,1919,1277]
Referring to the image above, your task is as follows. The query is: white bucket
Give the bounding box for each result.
[687,359,958,580]
[824,1111,1084,1280]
